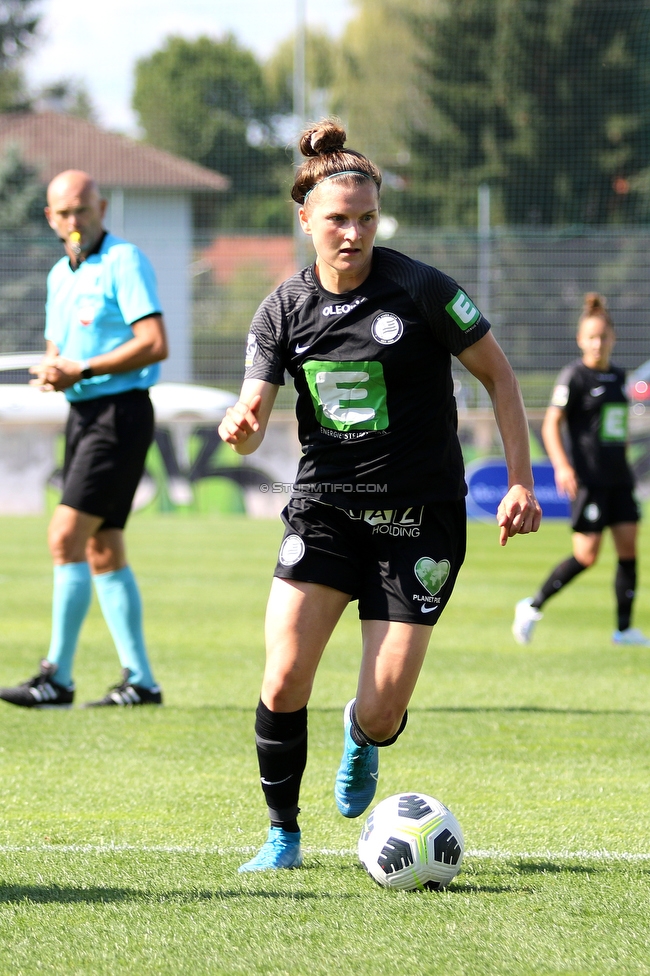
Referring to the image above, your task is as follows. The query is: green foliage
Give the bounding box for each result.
[34,78,97,121]
[1,514,650,973]
[0,142,44,230]
[0,0,39,111]
[407,0,650,226]
[333,0,429,167]
[265,28,340,116]
[0,65,29,111]
[133,35,291,229]
[0,0,39,71]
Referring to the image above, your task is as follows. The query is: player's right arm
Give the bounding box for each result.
[542,405,578,500]
[218,379,279,455]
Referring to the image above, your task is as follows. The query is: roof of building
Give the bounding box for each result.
[202,236,297,287]
[0,112,229,192]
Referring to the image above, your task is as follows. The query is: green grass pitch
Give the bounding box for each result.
[1,511,650,975]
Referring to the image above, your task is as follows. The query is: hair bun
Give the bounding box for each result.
[583,292,607,316]
[299,120,347,158]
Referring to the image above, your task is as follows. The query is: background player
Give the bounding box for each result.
[0,169,168,709]
[219,119,541,872]
[513,292,648,646]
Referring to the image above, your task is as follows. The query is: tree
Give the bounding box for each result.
[34,79,97,121]
[331,0,650,226]
[326,0,440,227]
[0,0,39,67]
[407,0,650,225]
[0,144,57,357]
[0,142,44,230]
[0,0,40,111]
[264,28,339,119]
[133,34,291,229]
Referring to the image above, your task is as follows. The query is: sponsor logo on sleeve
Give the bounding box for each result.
[445,289,480,331]
[550,384,569,408]
[245,333,258,370]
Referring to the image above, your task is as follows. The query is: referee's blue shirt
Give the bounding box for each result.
[45,232,162,402]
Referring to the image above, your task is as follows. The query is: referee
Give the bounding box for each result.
[0,170,168,708]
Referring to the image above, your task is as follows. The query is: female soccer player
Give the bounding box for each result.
[219,120,541,872]
[513,293,648,646]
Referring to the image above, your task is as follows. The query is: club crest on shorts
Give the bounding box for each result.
[371,312,403,345]
[279,534,305,567]
[414,557,450,596]
[584,503,600,523]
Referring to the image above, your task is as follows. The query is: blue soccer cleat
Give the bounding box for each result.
[612,627,650,647]
[238,827,303,873]
[334,699,379,819]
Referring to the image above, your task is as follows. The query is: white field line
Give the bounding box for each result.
[1,844,650,861]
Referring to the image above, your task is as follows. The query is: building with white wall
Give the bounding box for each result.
[0,112,229,381]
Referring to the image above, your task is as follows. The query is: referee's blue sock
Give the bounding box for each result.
[92,566,155,689]
[47,561,92,688]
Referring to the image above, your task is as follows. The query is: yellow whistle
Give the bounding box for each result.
[70,232,81,243]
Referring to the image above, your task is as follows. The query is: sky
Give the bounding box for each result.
[23,0,354,134]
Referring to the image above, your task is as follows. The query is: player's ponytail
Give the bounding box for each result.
[578,292,614,332]
[291,118,382,205]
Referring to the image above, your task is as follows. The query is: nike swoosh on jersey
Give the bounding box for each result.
[295,343,311,354]
[420,604,440,614]
[590,385,606,396]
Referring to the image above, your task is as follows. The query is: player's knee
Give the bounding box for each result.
[356,703,407,746]
[48,522,84,563]
[261,672,311,713]
[577,550,598,568]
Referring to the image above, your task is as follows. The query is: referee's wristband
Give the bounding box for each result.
[79,360,94,380]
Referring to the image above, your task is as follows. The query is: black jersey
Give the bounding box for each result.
[244,246,490,507]
[549,359,633,488]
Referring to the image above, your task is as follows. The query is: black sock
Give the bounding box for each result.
[615,558,636,632]
[532,556,588,609]
[255,700,307,832]
[349,700,408,748]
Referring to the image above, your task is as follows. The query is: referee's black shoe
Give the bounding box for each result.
[82,669,163,707]
[0,660,74,709]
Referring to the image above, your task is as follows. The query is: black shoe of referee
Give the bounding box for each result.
[0,660,74,709]
[82,669,163,707]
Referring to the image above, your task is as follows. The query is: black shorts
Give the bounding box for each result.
[274,496,467,625]
[61,389,154,530]
[571,484,640,534]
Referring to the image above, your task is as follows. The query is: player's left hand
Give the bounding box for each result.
[29,357,81,392]
[496,485,542,547]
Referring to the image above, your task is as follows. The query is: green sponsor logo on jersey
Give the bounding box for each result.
[600,403,628,442]
[414,557,451,596]
[445,289,480,330]
[303,360,389,431]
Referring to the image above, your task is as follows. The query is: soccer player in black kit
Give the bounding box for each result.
[219,120,542,872]
[513,293,648,647]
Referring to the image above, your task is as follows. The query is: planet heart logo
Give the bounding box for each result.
[414,557,450,597]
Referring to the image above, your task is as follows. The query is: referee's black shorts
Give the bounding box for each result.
[273,496,467,625]
[61,389,154,530]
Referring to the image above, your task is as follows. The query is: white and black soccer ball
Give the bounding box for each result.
[358,792,464,891]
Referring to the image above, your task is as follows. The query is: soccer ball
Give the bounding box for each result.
[358,792,464,891]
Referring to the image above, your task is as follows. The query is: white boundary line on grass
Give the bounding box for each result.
[1,844,650,861]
